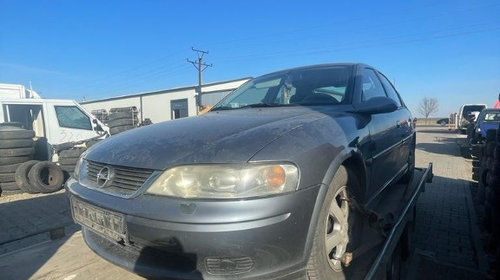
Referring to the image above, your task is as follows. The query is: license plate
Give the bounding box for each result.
[71,197,127,242]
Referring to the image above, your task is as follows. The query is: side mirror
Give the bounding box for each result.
[91,119,104,132]
[354,97,398,114]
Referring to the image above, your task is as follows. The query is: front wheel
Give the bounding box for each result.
[306,166,360,279]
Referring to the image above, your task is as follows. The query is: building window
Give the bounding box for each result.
[171,99,188,119]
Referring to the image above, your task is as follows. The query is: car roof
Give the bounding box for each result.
[259,63,368,77]
[481,108,500,114]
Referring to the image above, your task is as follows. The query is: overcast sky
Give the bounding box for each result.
[1,0,499,117]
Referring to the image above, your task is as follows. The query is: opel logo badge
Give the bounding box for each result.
[96,166,114,188]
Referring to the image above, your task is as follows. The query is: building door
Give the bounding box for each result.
[171,99,188,120]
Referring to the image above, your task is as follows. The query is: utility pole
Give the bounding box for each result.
[187,47,212,110]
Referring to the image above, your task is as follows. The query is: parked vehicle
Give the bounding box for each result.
[456,104,487,133]
[0,84,109,195]
[436,118,449,126]
[66,63,416,279]
[471,108,500,143]
[0,97,108,160]
[0,83,40,99]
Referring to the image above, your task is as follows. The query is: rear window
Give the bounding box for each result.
[463,105,486,115]
[483,112,500,122]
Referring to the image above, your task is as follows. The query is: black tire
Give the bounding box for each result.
[0,122,23,128]
[0,155,33,165]
[487,173,499,188]
[58,157,79,165]
[28,161,65,193]
[59,147,86,158]
[0,128,35,140]
[0,139,33,148]
[472,172,480,182]
[486,142,496,157]
[110,125,135,135]
[33,137,50,161]
[0,173,15,183]
[15,160,41,193]
[59,164,76,173]
[0,182,20,191]
[0,147,35,157]
[108,114,137,121]
[108,111,137,119]
[109,107,137,114]
[108,118,136,127]
[86,139,101,148]
[0,189,24,196]
[0,163,22,173]
[306,166,361,279]
[495,146,500,160]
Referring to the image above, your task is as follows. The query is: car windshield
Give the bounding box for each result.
[212,66,351,110]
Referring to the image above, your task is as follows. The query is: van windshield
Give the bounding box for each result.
[463,105,485,115]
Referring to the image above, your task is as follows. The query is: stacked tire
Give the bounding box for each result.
[0,125,35,195]
[486,128,500,269]
[14,160,65,194]
[483,130,497,232]
[107,106,138,135]
[473,126,500,279]
[58,147,87,174]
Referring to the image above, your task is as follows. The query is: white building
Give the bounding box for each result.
[81,77,250,123]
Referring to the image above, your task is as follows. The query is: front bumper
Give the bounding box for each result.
[66,178,322,279]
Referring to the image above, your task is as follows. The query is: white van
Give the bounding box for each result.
[0,98,108,159]
[456,104,487,133]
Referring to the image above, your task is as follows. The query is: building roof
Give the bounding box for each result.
[81,77,252,104]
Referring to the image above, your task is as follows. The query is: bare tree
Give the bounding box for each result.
[418,97,439,121]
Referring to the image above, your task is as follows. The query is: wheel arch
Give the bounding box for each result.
[303,148,368,264]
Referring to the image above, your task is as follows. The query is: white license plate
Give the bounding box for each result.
[71,197,127,242]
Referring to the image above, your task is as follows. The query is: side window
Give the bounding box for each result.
[361,69,387,101]
[3,104,45,137]
[378,73,402,107]
[171,99,188,120]
[54,106,92,130]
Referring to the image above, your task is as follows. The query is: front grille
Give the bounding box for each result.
[205,256,254,275]
[86,160,155,196]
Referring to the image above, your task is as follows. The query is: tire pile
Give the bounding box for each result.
[58,147,86,174]
[471,126,500,277]
[14,160,65,194]
[107,106,138,135]
[0,125,35,195]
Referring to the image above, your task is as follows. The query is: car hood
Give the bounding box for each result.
[86,107,327,170]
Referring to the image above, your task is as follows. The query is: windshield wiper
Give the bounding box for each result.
[211,106,236,111]
[238,103,279,109]
[212,103,289,111]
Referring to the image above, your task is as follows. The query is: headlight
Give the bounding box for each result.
[73,150,88,180]
[146,164,299,199]
[476,127,481,133]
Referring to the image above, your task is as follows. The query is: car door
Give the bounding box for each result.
[360,68,402,200]
[377,71,413,172]
[49,103,97,144]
